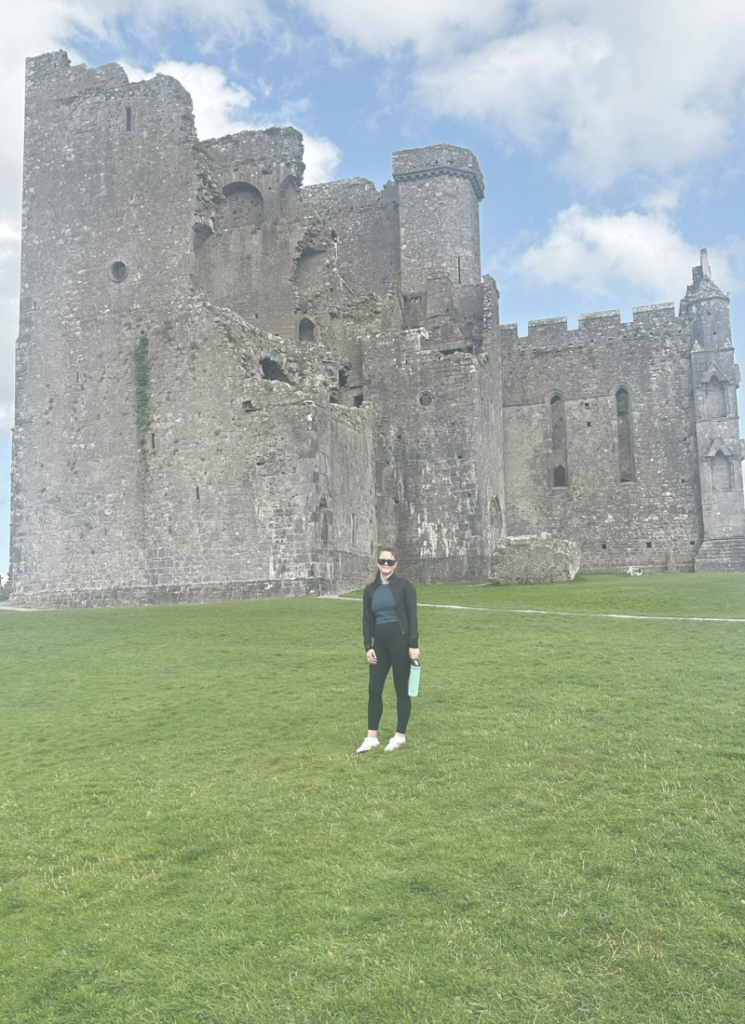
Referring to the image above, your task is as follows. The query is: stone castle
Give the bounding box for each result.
[8,50,745,607]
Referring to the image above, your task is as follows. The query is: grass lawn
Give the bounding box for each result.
[1,573,744,1023]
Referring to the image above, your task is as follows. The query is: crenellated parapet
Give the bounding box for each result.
[500,301,679,344]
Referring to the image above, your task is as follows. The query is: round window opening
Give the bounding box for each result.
[419,390,434,407]
[110,261,128,282]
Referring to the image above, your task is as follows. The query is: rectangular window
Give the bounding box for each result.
[125,106,132,132]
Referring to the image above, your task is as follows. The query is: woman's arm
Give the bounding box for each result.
[362,586,375,651]
[405,580,419,649]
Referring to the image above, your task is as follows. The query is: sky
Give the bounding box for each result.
[1,0,745,577]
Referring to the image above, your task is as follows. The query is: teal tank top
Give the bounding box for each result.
[371,583,399,625]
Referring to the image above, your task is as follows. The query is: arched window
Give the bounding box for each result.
[711,451,732,491]
[223,182,264,229]
[299,318,315,343]
[319,496,331,543]
[490,495,503,537]
[279,175,300,215]
[616,387,635,483]
[705,376,727,419]
[550,394,568,488]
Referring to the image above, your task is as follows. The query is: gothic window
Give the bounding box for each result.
[299,318,315,343]
[616,387,635,483]
[705,376,727,419]
[490,495,503,537]
[711,451,732,491]
[319,496,332,543]
[550,393,568,488]
[223,182,264,229]
[279,175,299,215]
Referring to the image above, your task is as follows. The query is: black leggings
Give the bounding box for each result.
[368,621,412,734]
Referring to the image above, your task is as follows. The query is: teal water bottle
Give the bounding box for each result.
[408,659,421,697]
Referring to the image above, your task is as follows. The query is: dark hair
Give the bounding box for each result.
[373,545,397,582]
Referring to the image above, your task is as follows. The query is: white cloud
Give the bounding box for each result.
[514,204,744,300]
[297,0,512,57]
[123,60,254,138]
[301,135,341,184]
[302,0,745,188]
[124,59,340,183]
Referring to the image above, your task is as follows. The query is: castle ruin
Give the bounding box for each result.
[8,51,745,608]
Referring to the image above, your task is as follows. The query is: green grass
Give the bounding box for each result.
[1,573,744,1023]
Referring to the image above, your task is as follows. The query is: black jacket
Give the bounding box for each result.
[362,573,419,650]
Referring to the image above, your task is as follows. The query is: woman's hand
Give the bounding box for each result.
[409,647,420,660]
[366,649,378,665]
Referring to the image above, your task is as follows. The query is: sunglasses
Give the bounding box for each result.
[377,559,396,566]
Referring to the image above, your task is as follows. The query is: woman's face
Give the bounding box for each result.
[377,550,397,581]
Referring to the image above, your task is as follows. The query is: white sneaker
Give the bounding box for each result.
[384,734,406,752]
[356,736,380,753]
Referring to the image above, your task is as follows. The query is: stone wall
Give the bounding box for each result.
[500,304,703,573]
[302,178,400,301]
[364,312,500,583]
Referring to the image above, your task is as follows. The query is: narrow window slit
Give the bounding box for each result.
[616,388,635,482]
[550,394,568,487]
[125,106,132,132]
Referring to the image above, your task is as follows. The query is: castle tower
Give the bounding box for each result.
[392,144,484,322]
[9,50,376,607]
[680,250,745,571]
[9,51,200,601]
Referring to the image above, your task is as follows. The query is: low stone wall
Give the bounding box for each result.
[490,535,581,585]
[8,577,334,610]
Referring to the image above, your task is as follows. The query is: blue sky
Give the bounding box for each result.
[1,0,745,577]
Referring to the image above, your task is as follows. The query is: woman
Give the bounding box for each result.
[357,547,420,753]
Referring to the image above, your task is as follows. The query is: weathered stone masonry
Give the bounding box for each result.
[8,51,745,607]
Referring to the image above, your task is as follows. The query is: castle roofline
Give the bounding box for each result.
[500,302,679,341]
[392,144,484,201]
